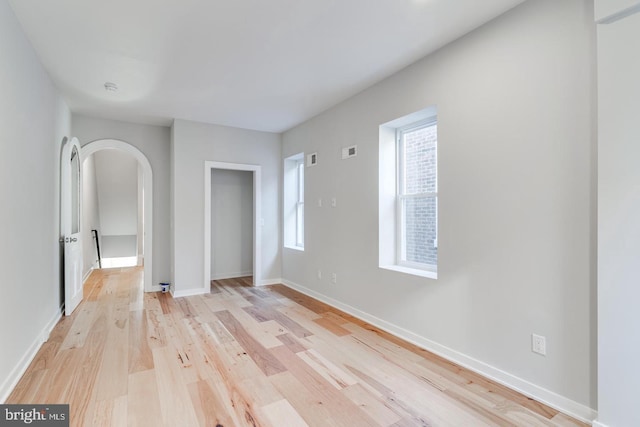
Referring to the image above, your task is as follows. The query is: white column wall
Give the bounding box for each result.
[595,2,640,426]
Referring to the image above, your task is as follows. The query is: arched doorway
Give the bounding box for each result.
[81,139,154,292]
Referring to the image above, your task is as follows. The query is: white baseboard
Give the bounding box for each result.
[592,421,607,427]
[211,271,253,281]
[0,309,61,403]
[281,279,597,424]
[82,261,102,283]
[82,267,94,283]
[258,278,283,286]
[171,287,210,298]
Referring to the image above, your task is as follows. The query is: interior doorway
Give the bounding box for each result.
[204,161,262,291]
[210,169,253,280]
[81,139,154,292]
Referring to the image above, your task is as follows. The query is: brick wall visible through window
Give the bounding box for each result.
[399,121,437,269]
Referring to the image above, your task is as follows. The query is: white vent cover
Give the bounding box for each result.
[342,145,357,159]
[306,152,318,167]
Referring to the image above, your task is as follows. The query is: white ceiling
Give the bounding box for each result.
[9,0,525,133]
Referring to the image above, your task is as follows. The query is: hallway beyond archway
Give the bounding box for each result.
[81,139,154,292]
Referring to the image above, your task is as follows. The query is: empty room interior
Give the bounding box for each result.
[0,0,638,426]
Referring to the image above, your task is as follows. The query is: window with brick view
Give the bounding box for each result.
[398,119,438,270]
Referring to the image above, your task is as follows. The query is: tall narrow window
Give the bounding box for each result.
[397,118,437,271]
[295,161,304,247]
[284,153,305,250]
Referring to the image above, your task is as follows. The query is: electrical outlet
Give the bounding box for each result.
[331,273,337,284]
[317,269,322,280]
[331,197,337,208]
[532,334,546,356]
[317,198,322,207]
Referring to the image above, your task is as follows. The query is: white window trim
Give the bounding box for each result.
[378,105,440,279]
[380,264,438,280]
[284,153,305,251]
[295,160,304,248]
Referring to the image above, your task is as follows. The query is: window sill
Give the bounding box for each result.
[380,265,437,280]
[284,245,304,252]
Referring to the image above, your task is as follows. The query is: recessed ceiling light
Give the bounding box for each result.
[104,82,118,92]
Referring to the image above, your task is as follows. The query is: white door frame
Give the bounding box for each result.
[81,139,154,292]
[205,161,261,290]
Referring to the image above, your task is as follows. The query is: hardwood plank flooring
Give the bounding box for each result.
[6,268,589,427]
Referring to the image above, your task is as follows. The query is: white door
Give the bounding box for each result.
[62,137,83,316]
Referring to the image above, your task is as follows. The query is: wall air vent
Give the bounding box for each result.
[307,152,318,167]
[342,145,357,159]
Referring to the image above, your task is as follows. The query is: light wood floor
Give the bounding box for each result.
[7,267,588,427]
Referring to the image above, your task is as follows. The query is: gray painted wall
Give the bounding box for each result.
[211,169,254,279]
[81,154,101,276]
[71,115,172,286]
[93,149,138,237]
[282,0,596,411]
[93,149,138,259]
[596,2,640,426]
[171,119,281,291]
[0,0,71,400]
